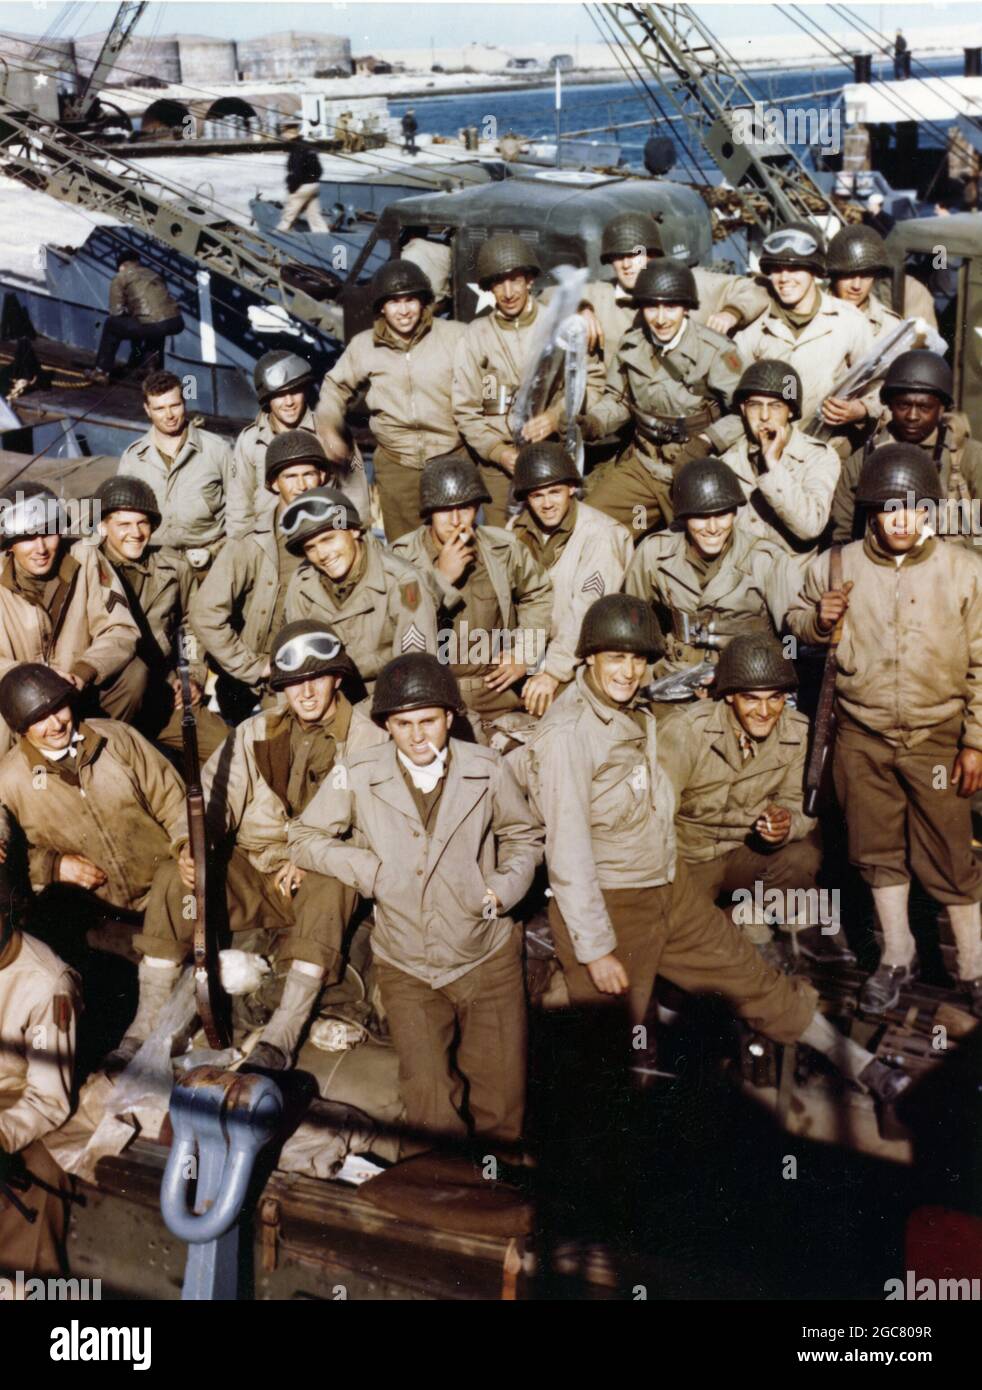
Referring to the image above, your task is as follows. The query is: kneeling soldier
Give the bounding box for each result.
[129,621,386,1070]
[288,654,544,1154]
[283,486,438,694]
[787,444,982,1017]
[519,595,909,1104]
[658,634,852,964]
[511,442,632,716]
[392,452,552,733]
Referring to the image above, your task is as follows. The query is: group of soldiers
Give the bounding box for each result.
[3,205,980,1277]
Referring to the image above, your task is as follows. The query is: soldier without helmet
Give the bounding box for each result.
[283,486,438,694]
[85,475,228,762]
[191,429,332,720]
[720,359,841,563]
[316,260,465,542]
[658,634,852,966]
[581,259,746,537]
[515,595,909,1111]
[787,444,982,1018]
[509,442,631,715]
[392,452,553,734]
[289,654,544,1156]
[831,350,982,547]
[128,623,386,1072]
[0,485,139,758]
[624,459,799,681]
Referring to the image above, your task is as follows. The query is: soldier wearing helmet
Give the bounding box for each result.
[658,634,851,966]
[581,260,747,536]
[720,359,841,562]
[0,484,140,758]
[392,452,553,734]
[734,222,874,445]
[827,222,939,332]
[787,443,982,1019]
[228,349,327,539]
[451,233,577,527]
[624,459,799,679]
[830,349,982,546]
[509,442,631,715]
[515,597,906,1116]
[124,622,386,1073]
[84,475,227,761]
[316,259,465,542]
[283,486,438,694]
[289,653,544,1156]
[191,429,332,719]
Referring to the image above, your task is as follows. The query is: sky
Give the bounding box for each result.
[0,1,975,49]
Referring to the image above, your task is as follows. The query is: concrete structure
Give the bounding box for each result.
[235,32,353,81]
[177,36,238,85]
[74,33,182,86]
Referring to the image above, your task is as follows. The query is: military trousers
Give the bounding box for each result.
[478,461,513,530]
[276,183,329,233]
[374,925,527,1152]
[833,712,982,905]
[585,452,674,540]
[100,656,229,762]
[0,1139,72,1279]
[548,858,818,1043]
[135,851,357,975]
[684,828,825,945]
[372,447,422,543]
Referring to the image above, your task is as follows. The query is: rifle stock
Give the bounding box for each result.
[803,547,845,817]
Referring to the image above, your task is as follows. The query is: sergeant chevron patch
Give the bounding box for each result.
[401,623,426,653]
[582,571,605,597]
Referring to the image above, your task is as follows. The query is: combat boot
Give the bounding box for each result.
[859,958,919,1014]
[104,958,183,1071]
[245,965,325,1072]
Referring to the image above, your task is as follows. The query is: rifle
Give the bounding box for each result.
[177,625,229,1049]
[643,659,716,702]
[803,547,849,817]
[805,316,946,441]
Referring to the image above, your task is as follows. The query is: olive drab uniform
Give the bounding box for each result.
[0,930,79,1277]
[284,535,439,692]
[831,417,982,546]
[317,310,465,542]
[720,425,841,562]
[583,319,745,534]
[288,739,545,1149]
[516,668,818,1038]
[657,698,822,945]
[512,499,632,686]
[118,421,232,560]
[624,527,798,674]
[392,523,553,729]
[229,406,325,539]
[137,694,386,975]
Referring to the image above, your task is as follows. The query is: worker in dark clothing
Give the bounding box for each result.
[277,138,328,233]
[89,252,184,384]
[401,108,419,155]
[893,29,909,81]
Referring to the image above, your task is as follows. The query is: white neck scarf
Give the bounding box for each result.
[397,744,447,794]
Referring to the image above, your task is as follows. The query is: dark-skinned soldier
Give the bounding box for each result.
[624,459,798,680]
[316,261,463,542]
[582,259,746,537]
[392,453,552,735]
[787,445,982,1017]
[452,234,572,527]
[228,350,322,538]
[720,360,841,563]
[658,634,853,965]
[289,654,544,1155]
[191,429,330,718]
[86,475,228,761]
[831,351,982,546]
[283,486,438,693]
[130,621,387,1071]
[510,442,632,716]
[516,594,909,1106]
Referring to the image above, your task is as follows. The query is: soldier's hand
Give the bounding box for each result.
[520,409,558,445]
[436,527,476,583]
[759,422,790,468]
[318,424,352,463]
[485,658,527,692]
[579,305,603,353]
[755,803,792,844]
[53,667,85,691]
[817,580,853,634]
[523,671,560,716]
[178,844,196,891]
[58,854,108,890]
[707,309,739,336]
[952,748,982,797]
[587,953,629,995]
[498,446,519,474]
[821,395,867,427]
[274,861,307,896]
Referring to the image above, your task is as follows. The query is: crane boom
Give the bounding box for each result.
[63,2,149,123]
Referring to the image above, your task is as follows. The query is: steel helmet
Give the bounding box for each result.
[265,429,329,489]
[267,620,355,690]
[94,475,161,529]
[371,259,434,312]
[371,653,465,724]
[880,350,953,408]
[600,211,661,263]
[855,442,942,508]
[713,634,797,697]
[0,663,77,734]
[512,442,580,499]
[475,233,541,289]
[758,221,826,277]
[576,593,664,660]
[671,459,746,523]
[732,359,803,421]
[419,452,491,517]
[253,350,314,405]
[631,259,699,310]
[279,486,363,556]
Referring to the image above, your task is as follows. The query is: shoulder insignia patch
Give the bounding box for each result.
[582,571,605,597]
[400,581,420,612]
[53,993,73,1034]
[723,350,743,373]
[401,623,426,654]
